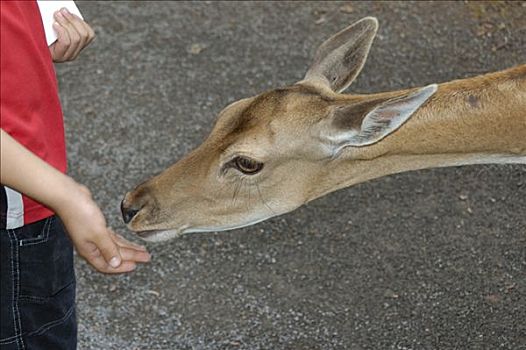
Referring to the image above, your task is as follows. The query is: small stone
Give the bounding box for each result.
[484,294,500,304]
[145,289,160,297]
[109,284,117,292]
[384,289,399,299]
[189,43,206,55]
[315,16,326,25]
[459,194,468,200]
[339,4,354,13]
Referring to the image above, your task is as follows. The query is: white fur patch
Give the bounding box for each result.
[138,214,277,242]
[439,154,526,166]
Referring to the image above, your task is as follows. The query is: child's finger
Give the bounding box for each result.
[60,9,89,58]
[107,261,137,274]
[68,14,96,46]
[84,21,95,44]
[51,21,69,60]
[119,246,151,264]
[88,254,136,274]
[92,231,122,269]
[111,230,147,251]
[54,9,80,59]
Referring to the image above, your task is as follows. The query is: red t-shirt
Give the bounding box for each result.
[1,1,67,229]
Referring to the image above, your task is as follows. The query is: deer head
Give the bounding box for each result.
[121,17,437,241]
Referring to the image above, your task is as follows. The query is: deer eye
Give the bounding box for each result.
[232,156,264,175]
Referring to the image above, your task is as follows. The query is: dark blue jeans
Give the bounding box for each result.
[0,216,77,350]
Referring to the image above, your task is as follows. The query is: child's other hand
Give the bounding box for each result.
[50,7,95,63]
[58,183,151,274]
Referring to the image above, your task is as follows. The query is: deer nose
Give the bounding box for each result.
[121,199,140,224]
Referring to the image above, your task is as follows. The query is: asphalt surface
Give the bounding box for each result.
[56,2,525,349]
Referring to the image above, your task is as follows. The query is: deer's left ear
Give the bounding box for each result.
[321,84,438,152]
[303,17,378,93]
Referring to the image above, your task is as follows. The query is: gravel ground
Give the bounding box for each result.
[56,1,525,349]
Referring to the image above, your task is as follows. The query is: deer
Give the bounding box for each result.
[120,17,526,242]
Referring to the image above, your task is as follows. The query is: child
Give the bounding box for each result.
[1,2,151,349]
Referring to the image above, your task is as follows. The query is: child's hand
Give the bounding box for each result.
[1,130,148,274]
[50,7,95,63]
[58,183,151,273]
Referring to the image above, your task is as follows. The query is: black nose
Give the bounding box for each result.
[121,200,140,224]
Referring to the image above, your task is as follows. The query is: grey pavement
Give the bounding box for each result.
[57,2,525,349]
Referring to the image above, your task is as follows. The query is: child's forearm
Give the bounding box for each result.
[1,129,150,273]
[0,129,80,213]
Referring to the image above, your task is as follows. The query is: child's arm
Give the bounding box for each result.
[0,129,150,273]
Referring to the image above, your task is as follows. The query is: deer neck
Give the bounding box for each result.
[308,65,526,201]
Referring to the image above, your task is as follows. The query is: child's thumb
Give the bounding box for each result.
[95,231,122,268]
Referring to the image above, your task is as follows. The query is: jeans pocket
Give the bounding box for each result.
[17,217,75,301]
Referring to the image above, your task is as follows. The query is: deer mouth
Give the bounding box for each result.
[135,228,185,242]
[133,214,276,242]
[136,230,161,239]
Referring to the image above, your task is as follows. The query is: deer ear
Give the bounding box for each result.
[303,17,378,93]
[323,84,438,151]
